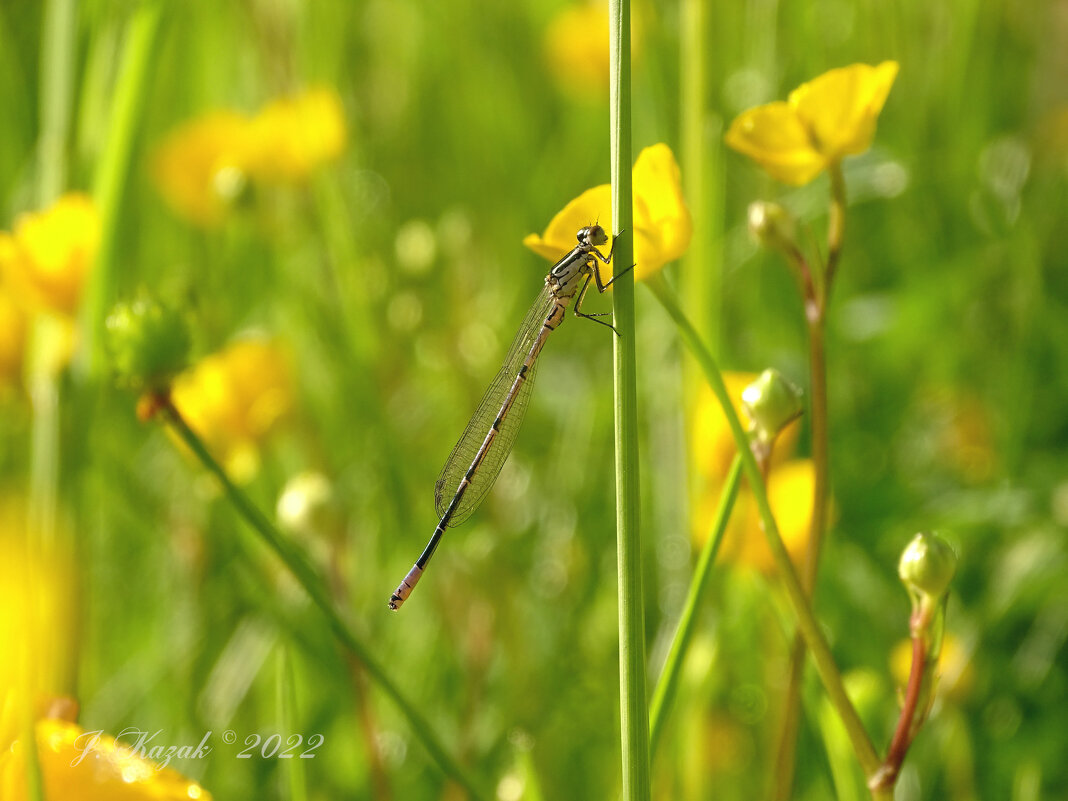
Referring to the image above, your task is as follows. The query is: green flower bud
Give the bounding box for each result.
[105,295,191,390]
[748,201,798,255]
[898,532,957,600]
[741,368,803,442]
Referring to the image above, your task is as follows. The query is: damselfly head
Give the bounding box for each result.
[579,224,609,247]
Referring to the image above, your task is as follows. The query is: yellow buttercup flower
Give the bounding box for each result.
[690,373,802,560]
[542,2,643,98]
[152,87,347,227]
[691,372,801,490]
[171,337,293,482]
[0,503,210,800]
[722,459,815,573]
[151,111,253,227]
[0,719,212,801]
[0,289,27,388]
[0,193,100,316]
[725,61,899,186]
[524,143,692,282]
[247,87,347,183]
[0,503,74,754]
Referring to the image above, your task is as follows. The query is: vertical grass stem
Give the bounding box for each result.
[608,2,651,800]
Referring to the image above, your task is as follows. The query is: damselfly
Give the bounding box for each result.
[388,224,628,610]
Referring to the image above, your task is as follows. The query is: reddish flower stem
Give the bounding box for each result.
[870,633,927,790]
[772,162,842,801]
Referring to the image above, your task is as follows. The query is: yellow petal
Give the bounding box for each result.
[543,4,612,96]
[247,87,347,182]
[524,144,691,283]
[152,111,253,227]
[523,184,613,262]
[719,460,814,573]
[691,372,760,488]
[0,286,27,388]
[0,509,76,753]
[631,143,692,280]
[789,61,899,160]
[0,194,100,316]
[690,373,801,548]
[171,338,292,482]
[0,720,213,801]
[542,2,644,100]
[725,102,827,186]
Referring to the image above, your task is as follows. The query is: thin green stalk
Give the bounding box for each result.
[80,1,163,376]
[649,455,742,756]
[679,0,721,358]
[608,3,650,801]
[25,18,80,776]
[772,640,806,801]
[774,161,845,801]
[276,647,308,801]
[803,160,843,586]
[802,315,830,590]
[644,274,882,781]
[159,397,489,801]
[37,0,76,205]
[27,0,78,547]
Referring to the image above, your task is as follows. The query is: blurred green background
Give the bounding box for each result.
[1,0,1066,799]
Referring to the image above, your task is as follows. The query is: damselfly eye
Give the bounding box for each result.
[586,225,608,246]
[576,226,591,243]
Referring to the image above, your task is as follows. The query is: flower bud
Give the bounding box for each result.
[105,295,191,390]
[748,201,798,255]
[741,368,803,443]
[898,532,957,600]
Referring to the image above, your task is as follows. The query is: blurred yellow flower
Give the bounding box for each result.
[890,633,974,705]
[524,143,691,282]
[152,111,252,227]
[725,61,899,186]
[0,719,212,801]
[542,2,642,98]
[690,374,807,572]
[171,337,293,482]
[0,504,74,753]
[0,193,100,316]
[690,372,800,494]
[0,289,27,388]
[712,459,814,573]
[1,506,207,799]
[152,87,346,227]
[247,87,346,183]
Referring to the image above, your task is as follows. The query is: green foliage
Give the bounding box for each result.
[1,0,1065,799]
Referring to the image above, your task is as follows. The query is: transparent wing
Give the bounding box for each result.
[434,285,555,525]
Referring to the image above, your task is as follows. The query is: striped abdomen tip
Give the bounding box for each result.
[388,564,424,611]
